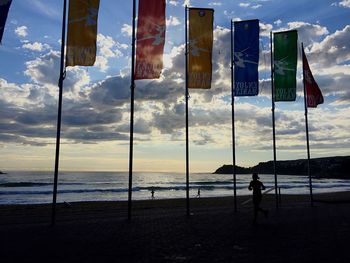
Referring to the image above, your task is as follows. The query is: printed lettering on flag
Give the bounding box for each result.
[135,0,166,79]
[189,8,214,89]
[66,0,100,67]
[302,48,324,108]
[0,0,12,43]
[234,19,259,96]
[273,30,298,101]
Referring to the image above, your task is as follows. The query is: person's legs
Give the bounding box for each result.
[253,199,260,223]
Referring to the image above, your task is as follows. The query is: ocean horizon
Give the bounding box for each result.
[1,171,350,205]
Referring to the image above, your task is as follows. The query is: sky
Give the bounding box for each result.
[0,0,349,173]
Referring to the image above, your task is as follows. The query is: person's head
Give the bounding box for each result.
[252,173,259,180]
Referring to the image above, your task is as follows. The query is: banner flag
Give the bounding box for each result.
[66,0,100,67]
[0,0,12,44]
[188,8,214,89]
[273,30,298,101]
[302,47,324,108]
[234,19,259,96]
[135,0,166,79]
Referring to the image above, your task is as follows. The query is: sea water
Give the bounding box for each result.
[1,171,350,204]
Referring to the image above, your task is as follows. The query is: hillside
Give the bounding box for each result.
[213,156,350,179]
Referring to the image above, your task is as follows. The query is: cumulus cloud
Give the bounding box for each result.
[284,21,329,46]
[1,20,349,156]
[166,16,181,27]
[15,26,28,37]
[22,42,51,52]
[274,19,282,26]
[97,34,124,58]
[121,24,132,37]
[24,51,90,94]
[96,34,127,71]
[309,25,350,66]
[169,0,179,6]
[339,0,350,8]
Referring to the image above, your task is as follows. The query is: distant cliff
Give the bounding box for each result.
[214,156,350,179]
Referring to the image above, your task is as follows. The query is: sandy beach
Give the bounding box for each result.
[1,192,350,263]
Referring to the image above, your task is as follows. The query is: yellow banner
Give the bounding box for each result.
[66,0,100,67]
[189,8,214,89]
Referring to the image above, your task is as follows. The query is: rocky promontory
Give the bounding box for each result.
[214,156,350,179]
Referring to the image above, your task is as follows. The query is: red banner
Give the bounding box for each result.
[135,0,166,79]
[302,48,324,108]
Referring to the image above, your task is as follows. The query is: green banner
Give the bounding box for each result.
[273,30,298,101]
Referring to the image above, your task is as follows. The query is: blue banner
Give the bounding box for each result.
[234,19,259,96]
[0,0,12,43]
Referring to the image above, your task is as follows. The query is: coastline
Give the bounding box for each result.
[1,192,350,262]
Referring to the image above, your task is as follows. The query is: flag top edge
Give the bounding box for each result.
[273,29,298,35]
[233,19,259,24]
[188,7,214,12]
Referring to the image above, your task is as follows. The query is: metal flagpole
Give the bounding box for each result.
[51,0,67,226]
[301,43,313,206]
[270,31,279,208]
[128,0,137,221]
[185,5,190,217]
[230,20,237,212]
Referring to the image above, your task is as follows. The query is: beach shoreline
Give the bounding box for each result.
[1,192,350,262]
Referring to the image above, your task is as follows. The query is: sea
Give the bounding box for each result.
[1,171,350,205]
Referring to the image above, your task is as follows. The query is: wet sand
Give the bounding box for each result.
[1,192,350,262]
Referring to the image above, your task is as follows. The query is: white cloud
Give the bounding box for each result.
[121,24,132,37]
[15,26,28,38]
[309,25,350,66]
[259,22,273,37]
[339,0,350,8]
[95,56,109,72]
[251,4,262,9]
[276,21,329,46]
[274,19,282,26]
[22,42,50,52]
[239,3,250,8]
[169,0,179,6]
[97,34,123,58]
[183,0,190,7]
[24,51,90,95]
[209,2,222,6]
[95,34,126,72]
[166,16,181,27]
[223,10,236,19]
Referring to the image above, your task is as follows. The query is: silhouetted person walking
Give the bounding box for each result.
[151,188,155,199]
[196,188,201,198]
[248,173,268,224]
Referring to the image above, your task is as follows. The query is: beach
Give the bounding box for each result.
[1,193,350,263]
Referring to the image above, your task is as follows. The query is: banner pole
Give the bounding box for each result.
[301,43,313,206]
[185,5,190,217]
[128,0,136,221]
[51,0,67,226]
[230,20,237,213]
[270,31,278,209]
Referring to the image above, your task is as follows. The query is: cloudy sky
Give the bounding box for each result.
[0,0,349,173]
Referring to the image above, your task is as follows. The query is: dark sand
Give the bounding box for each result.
[1,192,350,263]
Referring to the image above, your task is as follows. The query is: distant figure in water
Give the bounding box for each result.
[248,173,268,224]
[197,188,201,198]
[151,188,155,199]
